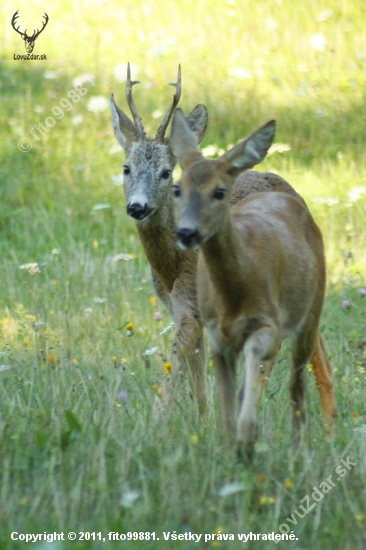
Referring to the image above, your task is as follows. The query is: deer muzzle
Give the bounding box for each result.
[176,227,202,250]
[127,201,153,220]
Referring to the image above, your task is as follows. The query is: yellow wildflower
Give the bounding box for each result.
[284,478,294,489]
[163,361,172,374]
[259,495,275,506]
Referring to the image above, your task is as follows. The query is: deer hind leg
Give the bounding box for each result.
[308,331,336,437]
[238,326,280,459]
[290,324,319,446]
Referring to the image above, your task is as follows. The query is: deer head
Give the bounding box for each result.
[110,64,208,221]
[170,109,276,249]
[11,11,49,54]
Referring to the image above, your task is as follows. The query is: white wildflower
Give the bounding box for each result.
[310,33,326,52]
[43,71,57,79]
[20,263,41,275]
[229,67,252,80]
[119,489,140,508]
[143,346,159,356]
[160,322,175,336]
[87,96,109,112]
[110,253,134,262]
[217,482,246,497]
[348,186,365,203]
[72,73,95,87]
[71,114,83,126]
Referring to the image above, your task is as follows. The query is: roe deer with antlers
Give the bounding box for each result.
[110,65,335,424]
[170,109,336,456]
[110,65,209,414]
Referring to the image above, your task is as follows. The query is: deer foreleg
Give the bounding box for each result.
[155,313,207,417]
[212,348,237,440]
[238,326,280,458]
[170,313,207,416]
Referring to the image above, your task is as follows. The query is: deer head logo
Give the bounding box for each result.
[11,10,49,54]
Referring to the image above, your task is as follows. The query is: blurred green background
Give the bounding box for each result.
[1,0,366,276]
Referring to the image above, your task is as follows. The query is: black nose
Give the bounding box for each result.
[177,228,202,249]
[127,202,153,220]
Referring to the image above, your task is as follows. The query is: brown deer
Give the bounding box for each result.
[170,109,336,456]
[110,66,335,426]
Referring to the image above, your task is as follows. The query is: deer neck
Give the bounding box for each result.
[135,194,181,293]
[200,212,250,310]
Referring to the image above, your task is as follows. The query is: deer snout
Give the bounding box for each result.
[127,202,153,220]
[176,227,202,250]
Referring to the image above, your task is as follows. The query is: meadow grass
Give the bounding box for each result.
[0,0,366,548]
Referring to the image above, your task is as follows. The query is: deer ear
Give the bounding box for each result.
[185,104,208,145]
[169,108,202,168]
[222,120,276,175]
[110,94,137,151]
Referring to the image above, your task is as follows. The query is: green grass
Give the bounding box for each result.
[0,0,366,548]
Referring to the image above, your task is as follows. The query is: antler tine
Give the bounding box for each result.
[33,12,49,39]
[11,11,24,37]
[125,62,145,139]
[155,64,182,142]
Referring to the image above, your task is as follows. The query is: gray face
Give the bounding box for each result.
[123,139,176,221]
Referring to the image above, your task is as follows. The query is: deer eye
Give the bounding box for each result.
[212,188,226,200]
[161,169,171,180]
[172,185,181,198]
[123,165,130,176]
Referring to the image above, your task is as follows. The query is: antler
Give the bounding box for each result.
[155,65,182,142]
[32,13,49,39]
[11,11,48,40]
[11,11,25,38]
[125,63,145,139]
